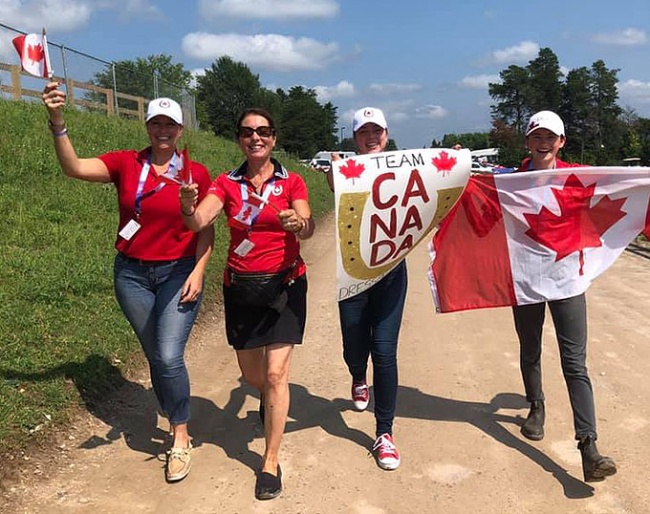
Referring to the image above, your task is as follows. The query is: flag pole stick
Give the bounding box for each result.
[42,27,53,79]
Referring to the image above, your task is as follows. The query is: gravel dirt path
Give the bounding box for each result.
[2,212,649,514]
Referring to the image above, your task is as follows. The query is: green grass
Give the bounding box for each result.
[0,99,333,456]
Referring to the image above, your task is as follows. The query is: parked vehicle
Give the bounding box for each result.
[310,159,332,173]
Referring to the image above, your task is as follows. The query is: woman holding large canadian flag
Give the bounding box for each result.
[41,83,214,483]
[432,110,619,483]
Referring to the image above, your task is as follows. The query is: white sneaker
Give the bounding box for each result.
[352,381,370,411]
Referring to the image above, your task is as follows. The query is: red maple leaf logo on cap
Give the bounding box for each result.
[339,158,365,184]
[524,174,627,275]
[432,151,457,177]
[27,43,44,64]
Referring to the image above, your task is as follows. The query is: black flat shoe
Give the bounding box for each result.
[255,465,282,500]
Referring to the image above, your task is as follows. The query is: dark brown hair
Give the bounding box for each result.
[236,108,276,137]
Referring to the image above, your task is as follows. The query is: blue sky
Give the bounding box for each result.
[2,0,649,150]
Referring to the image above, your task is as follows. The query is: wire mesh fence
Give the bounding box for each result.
[0,23,197,128]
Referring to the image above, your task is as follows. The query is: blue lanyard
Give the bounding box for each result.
[134,152,178,218]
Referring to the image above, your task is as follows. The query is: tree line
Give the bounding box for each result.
[437,48,650,167]
[90,50,649,166]
[90,55,339,159]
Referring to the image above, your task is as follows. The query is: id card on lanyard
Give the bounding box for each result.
[118,153,177,240]
[232,178,275,257]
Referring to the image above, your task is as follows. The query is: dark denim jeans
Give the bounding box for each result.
[114,254,201,425]
[339,261,408,437]
[512,293,597,439]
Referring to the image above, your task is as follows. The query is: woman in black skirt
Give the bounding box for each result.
[179,108,314,500]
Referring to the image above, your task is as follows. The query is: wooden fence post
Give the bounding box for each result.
[11,65,21,100]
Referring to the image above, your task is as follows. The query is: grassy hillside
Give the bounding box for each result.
[0,99,333,460]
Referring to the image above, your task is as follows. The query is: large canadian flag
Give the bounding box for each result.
[429,167,650,313]
[12,33,52,78]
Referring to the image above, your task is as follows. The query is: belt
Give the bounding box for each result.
[118,253,184,266]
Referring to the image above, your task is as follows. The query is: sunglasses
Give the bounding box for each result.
[238,126,275,138]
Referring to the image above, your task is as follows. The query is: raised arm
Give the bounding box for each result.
[180,184,223,232]
[42,82,111,183]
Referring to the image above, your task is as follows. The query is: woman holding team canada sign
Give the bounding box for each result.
[514,110,616,482]
[179,107,314,500]
[41,83,214,483]
[327,107,407,471]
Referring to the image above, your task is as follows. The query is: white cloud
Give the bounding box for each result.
[490,41,539,64]
[368,83,422,95]
[460,74,500,89]
[182,32,339,72]
[618,79,650,104]
[0,0,92,31]
[314,80,355,102]
[198,0,339,20]
[415,105,448,120]
[592,28,648,46]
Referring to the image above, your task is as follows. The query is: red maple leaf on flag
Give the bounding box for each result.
[27,43,44,64]
[432,151,457,176]
[338,158,365,184]
[523,174,627,275]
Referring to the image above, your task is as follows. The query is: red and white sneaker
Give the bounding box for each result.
[372,433,401,470]
[351,381,369,411]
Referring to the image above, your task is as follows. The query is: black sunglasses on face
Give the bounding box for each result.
[238,126,275,138]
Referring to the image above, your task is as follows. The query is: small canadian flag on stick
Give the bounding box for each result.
[12,28,53,78]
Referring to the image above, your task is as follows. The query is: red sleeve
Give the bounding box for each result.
[290,172,309,202]
[98,150,131,183]
[207,172,228,203]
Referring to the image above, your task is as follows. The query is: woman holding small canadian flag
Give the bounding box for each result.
[179,107,314,501]
[41,83,214,483]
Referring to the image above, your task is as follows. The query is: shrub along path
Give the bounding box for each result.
[2,213,649,513]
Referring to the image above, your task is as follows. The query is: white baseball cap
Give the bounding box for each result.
[352,107,388,132]
[146,97,183,125]
[525,110,564,137]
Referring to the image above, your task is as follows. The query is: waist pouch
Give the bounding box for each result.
[227,267,293,311]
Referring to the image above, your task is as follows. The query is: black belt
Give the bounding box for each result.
[118,253,185,266]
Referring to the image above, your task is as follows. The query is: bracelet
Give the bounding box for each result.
[181,207,196,217]
[48,119,65,132]
[52,128,68,138]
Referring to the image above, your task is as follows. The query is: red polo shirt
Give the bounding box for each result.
[100,148,212,260]
[208,159,308,274]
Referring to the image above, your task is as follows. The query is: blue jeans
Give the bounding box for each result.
[339,261,408,436]
[114,254,201,425]
[512,293,597,439]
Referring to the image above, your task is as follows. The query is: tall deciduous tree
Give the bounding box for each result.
[196,56,262,139]
[279,86,337,158]
[90,54,192,112]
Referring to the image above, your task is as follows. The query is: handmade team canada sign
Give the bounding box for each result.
[333,148,471,301]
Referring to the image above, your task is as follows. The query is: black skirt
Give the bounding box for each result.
[223,274,307,350]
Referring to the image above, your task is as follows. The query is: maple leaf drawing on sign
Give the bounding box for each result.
[432,151,457,177]
[339,158,365,185]
[523,174,627,276]
[27,43,44,64]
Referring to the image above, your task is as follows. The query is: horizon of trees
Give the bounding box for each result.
[438,47,650,167]
[88,50,649,165]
